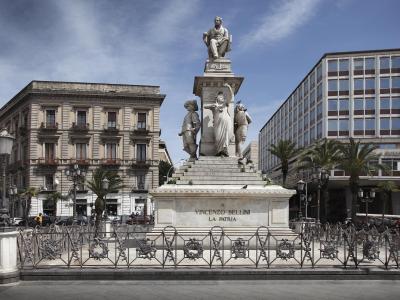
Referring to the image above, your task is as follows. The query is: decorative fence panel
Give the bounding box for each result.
[16,223,400,269]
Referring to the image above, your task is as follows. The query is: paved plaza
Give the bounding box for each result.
[1,280,400,300]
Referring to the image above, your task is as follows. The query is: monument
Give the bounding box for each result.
[150,17,294,235]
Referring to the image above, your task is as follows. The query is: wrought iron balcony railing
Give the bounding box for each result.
[71,122,90,131]
[40,122,58,130]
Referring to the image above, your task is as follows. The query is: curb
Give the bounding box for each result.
[20,267,400,281]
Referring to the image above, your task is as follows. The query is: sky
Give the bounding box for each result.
[0,0,399,163]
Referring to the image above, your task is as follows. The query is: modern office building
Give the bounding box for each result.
[0,81,165,218]
[259,49,400,219]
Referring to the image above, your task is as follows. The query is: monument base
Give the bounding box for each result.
[150,157,295,237]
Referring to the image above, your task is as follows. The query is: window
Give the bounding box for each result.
[310,72,315,88]
[44,143,55,161]
[328,119,338,135]
[365,78,375,92]
[354,79,363,91]
[310,90,316,106]
[317,65,322,82]
[339,59,349,74]
[137,112,147,129]
[107,112,117,129]
[310,108,315,124]
[317,122,322,138]
[379,144,396,149]
[76,143,87,160]
[317,84,322,100]
[354,58,363,71]
[137,174,146,190]
[339,98,349,114]
[365,98,375,112]
[317,103,322,120]
[45,175,55,191]
[328,60,337,76]
[380,77,390,91]
[391,56,400,71]
[77,111,87,126]
[365,57,375,71]
[339,79,349,92]
[106,143,117,160]
[303,97,308,112]
[328,99,337,115]
[137,144,146,162]
[393,117,400,133]
[354,98,363,112]
[46,110,56,127]
[393,97,400,112]
[380,57,390,68]
[380,97,390,113]
[380,117,390,135]
[354,119,364,134]
[365,118,375,131]
[339,119,349,135]
[392,77,400,91]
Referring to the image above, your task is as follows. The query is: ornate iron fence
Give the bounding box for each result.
[16,223,400,269]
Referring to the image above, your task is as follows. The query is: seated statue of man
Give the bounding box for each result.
[203,16,231,59]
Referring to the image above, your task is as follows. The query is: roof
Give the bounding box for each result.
[0,80,166,117]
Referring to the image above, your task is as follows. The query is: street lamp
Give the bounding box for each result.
[358,188,375,224]
[65,164,86,223]
[0,129,15,227]
[312,167,330,224]
[102,178,109,219]
[297,180,305,219]
[8,185,17,219]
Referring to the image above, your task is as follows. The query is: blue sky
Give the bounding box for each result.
[0,0,399,163]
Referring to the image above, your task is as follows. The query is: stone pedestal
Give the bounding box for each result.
[150,157,295,236]
[0,229,19,283]
[193,58,243,156]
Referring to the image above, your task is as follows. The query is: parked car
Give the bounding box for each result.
[55,215,88,226]
[126,215,152,225]
[17,215,54,227]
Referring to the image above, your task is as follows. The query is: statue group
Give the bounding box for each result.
[179,16,251,160]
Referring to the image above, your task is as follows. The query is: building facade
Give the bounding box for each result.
[0,81,165,218]
[259,49,400,219]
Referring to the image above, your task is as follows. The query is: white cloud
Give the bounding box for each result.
[240,0,321,49]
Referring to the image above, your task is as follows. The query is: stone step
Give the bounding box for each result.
[180,166,242,171]
[176,180,266,185]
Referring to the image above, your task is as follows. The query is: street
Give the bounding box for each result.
[1,280,400,300]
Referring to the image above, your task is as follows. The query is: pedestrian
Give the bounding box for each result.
[35,213,43,226]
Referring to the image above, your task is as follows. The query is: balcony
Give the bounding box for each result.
[100,158,121,168]
[130,159,156,169]
[40,122,58,131]
[37,158,59,168]
[71,122,89,132]
[103,124,120,134]
[131,183,149,193]
[70,158,90,167]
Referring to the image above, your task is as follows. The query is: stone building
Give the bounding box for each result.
[259,49,400,220]
[0,81,165,218]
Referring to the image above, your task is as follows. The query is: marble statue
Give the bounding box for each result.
[234,102,252,159]
[179,100,201,159]
[204,83,234,157]
[203,16,231,59]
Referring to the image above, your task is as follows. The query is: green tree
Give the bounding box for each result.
[21,187,38,224]
[269,140,301,187]
[86,168,124,232]
[298,138,341,221]
[159,160,173,186]
[377,181,399,223]
[337,138,385,220]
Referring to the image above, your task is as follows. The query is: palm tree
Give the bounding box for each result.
[269,140,301,187]
[298,138,341,221]
[21,187,38,224]
[86,168,124,232]
[337,138,385,220]
[377,181,399,223]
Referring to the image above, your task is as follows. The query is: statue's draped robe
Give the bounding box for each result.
[210,104,232,154]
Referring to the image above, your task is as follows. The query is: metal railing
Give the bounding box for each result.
[16,223,400,269]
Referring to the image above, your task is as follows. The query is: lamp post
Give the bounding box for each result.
[8,185,17,219]
[358,188,375,224]
[0,129,15,227]
[312,167,330,224]
[102,177,109,220]
[297,180,305,220]
[65,164,86,223]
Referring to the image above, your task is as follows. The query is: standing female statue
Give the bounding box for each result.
[204,83,234,156]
